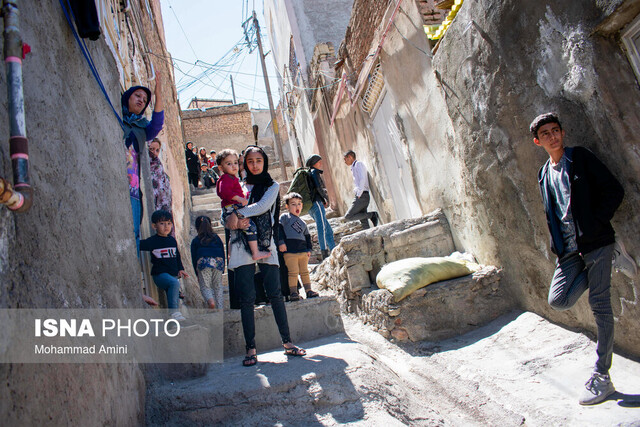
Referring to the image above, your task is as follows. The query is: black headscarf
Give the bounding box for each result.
[305,154,322,168]
[239,146,280,252]
[244,145,274,200]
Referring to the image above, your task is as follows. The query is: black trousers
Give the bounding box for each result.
[188,172,199,187]
[234,263,291,350]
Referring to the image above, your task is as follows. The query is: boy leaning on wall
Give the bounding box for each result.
[531,112,637,406]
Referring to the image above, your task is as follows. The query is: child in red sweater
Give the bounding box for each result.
[216,149,269,260]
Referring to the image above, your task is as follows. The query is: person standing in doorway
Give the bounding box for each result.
[343,150,379,229]
[531,112,636,406]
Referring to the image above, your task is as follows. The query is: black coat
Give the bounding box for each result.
[185,149,200,174]
[538,146,624,257]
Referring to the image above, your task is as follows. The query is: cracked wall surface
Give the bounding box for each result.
[314,0,640,358]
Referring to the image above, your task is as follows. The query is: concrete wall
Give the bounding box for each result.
[289,0,354,80]
[265,0,353,82]
[264,0,354,171]
[0,0,188,423]
[314,0,640,358]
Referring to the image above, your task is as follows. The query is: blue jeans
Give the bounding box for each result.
[548,244,614,374]
[152,273,180,311]
[309,201,336,251]
[130,196,141,254]
[234,263,291,350]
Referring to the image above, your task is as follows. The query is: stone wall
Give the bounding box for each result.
[312,210,457,311]
[362,266,506,342]
[311,209,515,340]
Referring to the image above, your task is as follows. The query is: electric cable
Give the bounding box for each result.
[59,0,123,128]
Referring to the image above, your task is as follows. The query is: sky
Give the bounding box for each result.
[158,0,280,110]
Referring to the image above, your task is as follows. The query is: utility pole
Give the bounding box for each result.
[253,10,287,180]
[230,75,237,104]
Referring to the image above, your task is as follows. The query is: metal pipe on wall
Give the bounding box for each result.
[2,0,33,212]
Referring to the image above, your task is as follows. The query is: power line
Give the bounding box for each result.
[166,0,199,60]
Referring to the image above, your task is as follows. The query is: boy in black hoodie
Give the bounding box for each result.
[531,112,636,405]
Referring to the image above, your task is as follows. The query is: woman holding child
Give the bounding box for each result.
[225,146,306,366]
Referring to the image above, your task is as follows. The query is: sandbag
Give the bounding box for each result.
[376,256,481,302]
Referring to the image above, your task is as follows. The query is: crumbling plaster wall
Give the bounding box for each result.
[320,0,640,358]
[0,1,191,423]
[427,0,640,358]
[289,0,354,79]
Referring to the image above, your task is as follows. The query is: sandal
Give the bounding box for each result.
[242,354,257,367]
[283,345,306,357]
[306,290,319,298]
[289,292,301,301]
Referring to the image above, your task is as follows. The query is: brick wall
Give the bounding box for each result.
[182,103,254,154]
[417,0,449,26]
[338,0,392,80]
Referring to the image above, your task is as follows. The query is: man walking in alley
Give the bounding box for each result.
[531,112,637,405]
[343,150,379,229]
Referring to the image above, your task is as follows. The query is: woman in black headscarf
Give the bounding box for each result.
[225,146,306,366]
[185,141,200,189]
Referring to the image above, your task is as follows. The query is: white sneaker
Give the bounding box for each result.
[613,240,637,279]
[579,372,615,405]
[171,311,186,322]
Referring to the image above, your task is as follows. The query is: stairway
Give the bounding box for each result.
[185,188,346,360]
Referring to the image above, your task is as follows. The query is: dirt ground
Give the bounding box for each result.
[146,310,640,426]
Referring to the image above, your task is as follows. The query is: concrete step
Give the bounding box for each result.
[223,295,342,358]
[190,187,217,197]
[185,286,340,355]
[192,199,218,211]
[192,192,218,202]
[192,207,222,218]
[307,215,364,263]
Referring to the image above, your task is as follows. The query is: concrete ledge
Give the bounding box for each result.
[223,296,344,357]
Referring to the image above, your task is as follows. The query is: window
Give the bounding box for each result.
[622,14,640,84]
[361,62,385,116]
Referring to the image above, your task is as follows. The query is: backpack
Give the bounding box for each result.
[287,167,315,215]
